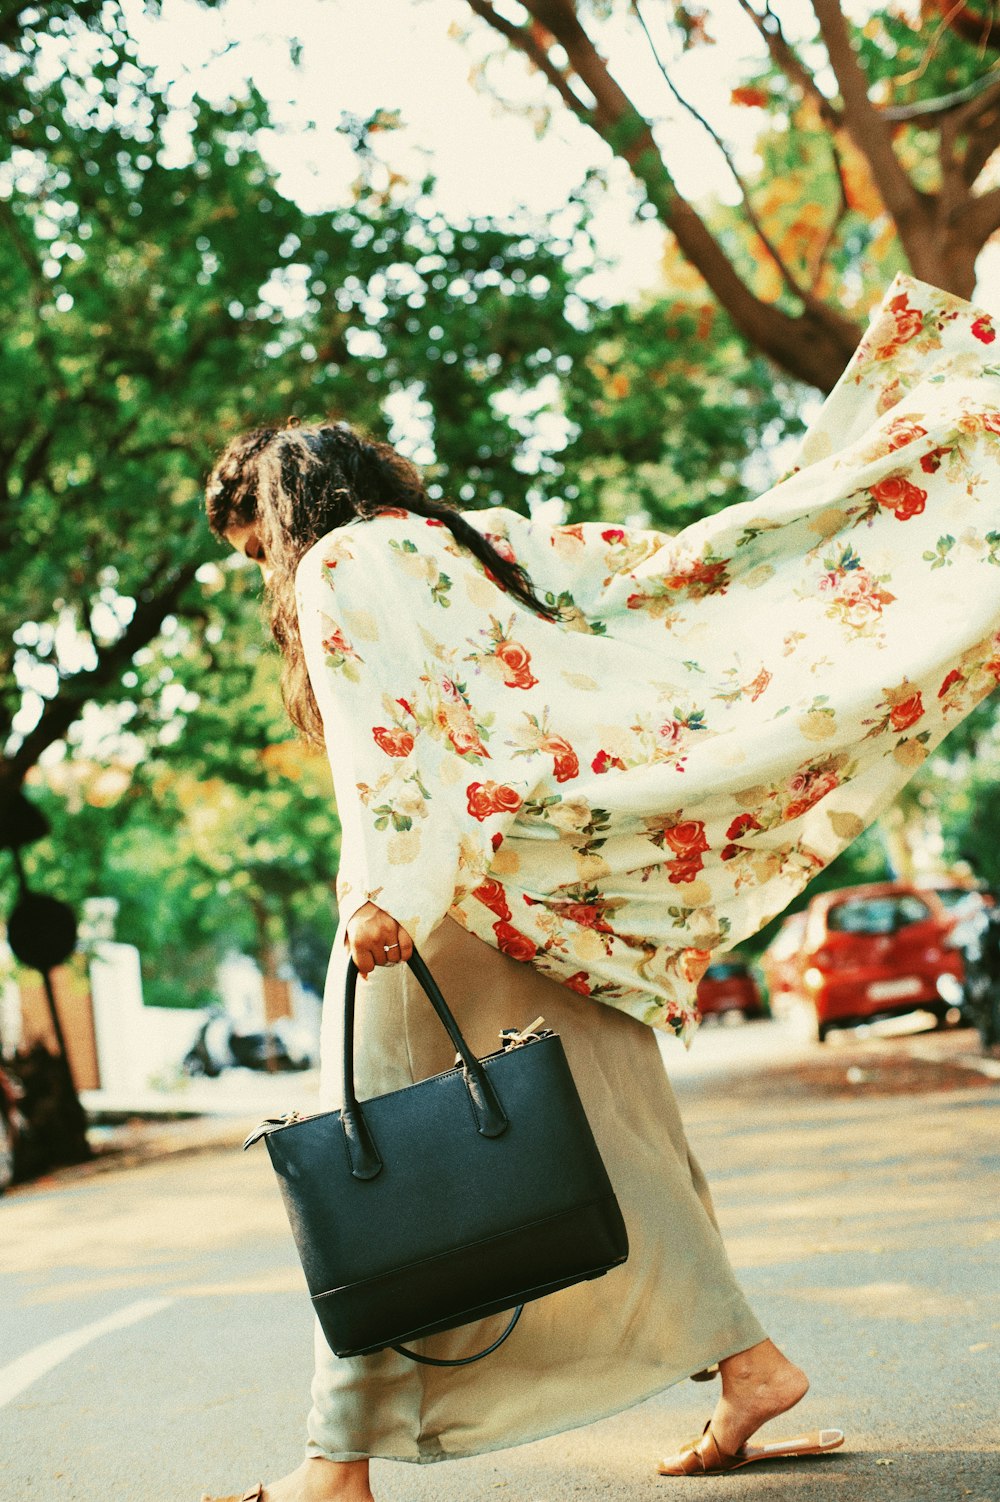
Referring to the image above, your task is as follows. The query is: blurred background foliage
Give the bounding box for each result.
[3,0,999,1002]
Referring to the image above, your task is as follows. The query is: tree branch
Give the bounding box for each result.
[954,181,1000,244]
[461,0,863,389]
[809,0,928,237]
[632,1,812,306]
[959,78,1000,183]
[882,67,1000,122]
[735,0,842,130]
[4,557,201,786]
[463,0,594,122]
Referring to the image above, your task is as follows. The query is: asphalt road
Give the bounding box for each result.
[2,1016,998,1502]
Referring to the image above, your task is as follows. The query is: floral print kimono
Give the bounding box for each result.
[295,273,1000,1042]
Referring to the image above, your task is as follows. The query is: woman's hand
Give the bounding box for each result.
[345,901,414,978]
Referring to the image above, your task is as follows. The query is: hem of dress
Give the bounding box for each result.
[303,1327,765,1466]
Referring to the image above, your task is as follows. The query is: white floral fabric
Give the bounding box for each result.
[295,273,1000,1041]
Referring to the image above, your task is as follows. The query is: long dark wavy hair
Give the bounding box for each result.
[205,421,560,746]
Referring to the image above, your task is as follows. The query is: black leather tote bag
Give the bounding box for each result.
[246,947,628,1365]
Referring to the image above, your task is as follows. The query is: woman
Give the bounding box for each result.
[202,272,1000,1500]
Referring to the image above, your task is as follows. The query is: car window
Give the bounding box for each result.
[826,895,931,934]
[932,887,978,912]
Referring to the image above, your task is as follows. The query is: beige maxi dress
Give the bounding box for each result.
[304,913,765,1463]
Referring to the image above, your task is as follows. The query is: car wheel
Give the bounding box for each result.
[0,1113,15,1196]
[816,1019,832,1043]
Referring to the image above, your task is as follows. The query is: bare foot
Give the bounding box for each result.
[709,1338,809,1455]
[202,1457,373,1502]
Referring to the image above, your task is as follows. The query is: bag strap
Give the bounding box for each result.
[341,948,509,1180]
[392,1304,523,1366]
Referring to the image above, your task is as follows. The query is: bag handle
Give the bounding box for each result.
[392,1303,523,1366]
[341,947,509,1180]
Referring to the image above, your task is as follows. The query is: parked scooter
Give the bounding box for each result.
[946,899,1000,1052]
[182,1011,313,1076]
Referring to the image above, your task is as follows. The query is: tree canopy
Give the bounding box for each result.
[6,1,1000,1004]
[2,1,805,995]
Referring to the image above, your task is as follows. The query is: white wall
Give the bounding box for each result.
[89,941,204,1094]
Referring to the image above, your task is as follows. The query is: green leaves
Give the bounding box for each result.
[923,534,956,569]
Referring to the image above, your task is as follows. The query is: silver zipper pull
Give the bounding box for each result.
[501,1016,548,1049]
[243,1110,305,1150]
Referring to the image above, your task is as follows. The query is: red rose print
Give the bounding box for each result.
[564,971,592,996]
[601,528,626,543]
[493,784,523,813]
[493,920,537,962]
[664,559,729,595]
[425,517,446,526]
[322,625,353,655]
[668,855,704,885]
[920,446,950,473]
[494,638,539,690]
[372,726,415,757]
[889,293,923,345]
[445,720,488,758]
[491,831,504,851]
[869,475,927,521]
[725,812,761,841]
[466,781,524,821]
[472,878,511,922]
[938,669,962,698]
[663,819,710,857]
[592,749,627,774]
[540,733,579,783]
[889,691,924,732]
[626,593,644,610]
[559,901,613,933]
[981,411,1000,435]
[396,696,415,717]
[720,844,740,862]
[972,315,996,344]
[436,683,490,758]
[785,769,840,822]
[884,418,928,452]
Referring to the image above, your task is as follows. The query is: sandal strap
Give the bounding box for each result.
[671,1421,735,1475]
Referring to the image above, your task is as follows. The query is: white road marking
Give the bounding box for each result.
[0,1296,174,1408]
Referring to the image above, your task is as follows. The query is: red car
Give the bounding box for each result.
[697,955,767,1021]
[799,881,965,1042]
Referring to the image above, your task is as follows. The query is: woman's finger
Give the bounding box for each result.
[345,903,414,976]
[351,939,376,977]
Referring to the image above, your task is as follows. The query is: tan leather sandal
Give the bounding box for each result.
[658,1421,844,1476]
[199,1486,264,1502]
